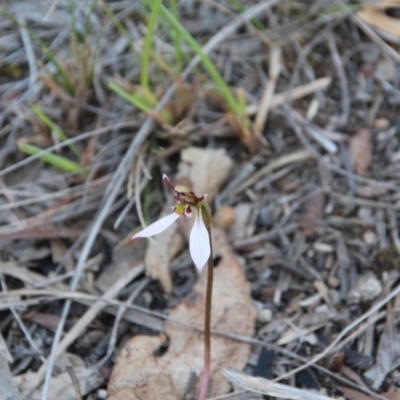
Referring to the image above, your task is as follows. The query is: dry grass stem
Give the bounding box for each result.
[254,46,282,138]
[246,77,332,116]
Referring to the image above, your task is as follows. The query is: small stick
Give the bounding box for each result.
[246,77,331,116]
[254,46,282,137]
[327,34,349,126]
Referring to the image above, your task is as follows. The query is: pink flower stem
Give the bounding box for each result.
[197,226,214,400]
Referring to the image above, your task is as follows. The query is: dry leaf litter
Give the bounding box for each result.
[0,1,400,400]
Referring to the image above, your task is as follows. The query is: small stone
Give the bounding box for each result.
[328,276,340,288]
[363,230,377,245]
[348,273,382,304]
[313,242,334,253]
[373,118,390,130]
[258,308,273,324]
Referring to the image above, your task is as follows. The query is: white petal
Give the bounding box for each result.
[132,213,180,239]
[189,215,211,272]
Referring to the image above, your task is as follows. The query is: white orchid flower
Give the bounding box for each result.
[132,175,211,272]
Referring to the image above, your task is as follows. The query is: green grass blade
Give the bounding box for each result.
[109,82,155,110]
[170,0,183,73]
[31,106,81,158]
[157,4,241,115]
[19,143,82,173]
[109,81,173,123]
[141,0,163,89]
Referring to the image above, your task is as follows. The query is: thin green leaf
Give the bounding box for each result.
[19,143,82,173]
[170,0,184,73]
[109,82,154,109]
[109,82,173,123]
[157,3,241,115]
[31,106,81,158]
[141,0,163,89]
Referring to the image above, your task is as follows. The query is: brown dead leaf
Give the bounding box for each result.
[350,129,373,176]
[298,192,325,236]
[176,147,234,202]
[339,386,379,400]
[107,227,257,400]
[358,1,400,38]
[15,366,103,400]
[382,393,400,400]
[25,312,60,332]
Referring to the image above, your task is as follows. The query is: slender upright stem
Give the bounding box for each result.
[197,226,214,400]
